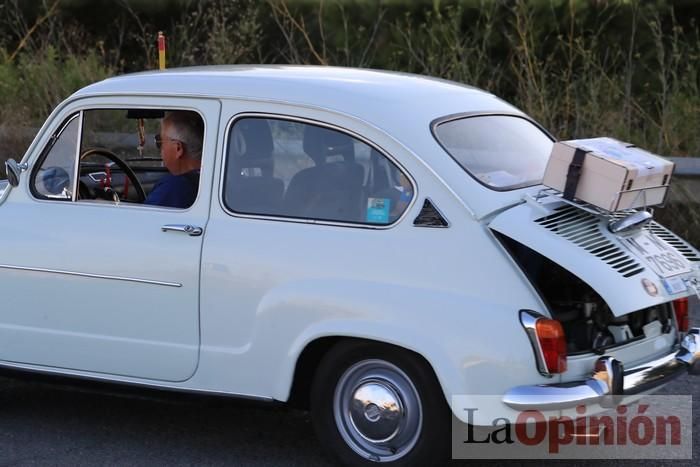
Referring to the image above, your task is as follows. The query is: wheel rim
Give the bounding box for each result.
[333,359,423,462]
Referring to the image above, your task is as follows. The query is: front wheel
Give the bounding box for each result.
[310,341,450,466]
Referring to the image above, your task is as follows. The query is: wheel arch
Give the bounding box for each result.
[286,335,449,410]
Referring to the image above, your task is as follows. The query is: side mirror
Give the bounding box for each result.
[5,159,27,187]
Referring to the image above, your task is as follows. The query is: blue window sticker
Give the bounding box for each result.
[366,197,391,223]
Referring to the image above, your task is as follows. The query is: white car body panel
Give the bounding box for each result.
[0,95,220,381]
[193,99,554,417]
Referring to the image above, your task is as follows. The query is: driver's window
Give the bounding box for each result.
[33,108,204,208]
[79,109,163,203]
[77,109,203,208]
[32,114,80,200]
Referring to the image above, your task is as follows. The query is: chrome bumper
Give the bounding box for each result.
[503,328,700,410]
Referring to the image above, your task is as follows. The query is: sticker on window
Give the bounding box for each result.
[366,197,391,223]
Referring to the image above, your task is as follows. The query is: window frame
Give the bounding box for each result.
[430,111,556,192]
[29,112,82,202]
[28,104,208,211]
[220,113,417,229]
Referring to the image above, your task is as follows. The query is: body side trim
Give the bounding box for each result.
[0,263,182,288]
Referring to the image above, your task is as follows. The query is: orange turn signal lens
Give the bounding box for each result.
[535,318,568,373]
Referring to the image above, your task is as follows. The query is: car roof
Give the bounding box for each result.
[73,65,521,124]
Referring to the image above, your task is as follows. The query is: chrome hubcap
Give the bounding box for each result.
[334,359,422,462]
[351,381,402,442]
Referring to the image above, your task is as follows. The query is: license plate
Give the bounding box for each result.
[622,232,691,278]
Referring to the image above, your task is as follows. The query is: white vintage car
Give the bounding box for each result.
[1,66,699,465]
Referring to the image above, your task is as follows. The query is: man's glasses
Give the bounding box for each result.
[154,134,183,149]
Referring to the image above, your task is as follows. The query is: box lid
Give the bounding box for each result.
[561,137,671,176]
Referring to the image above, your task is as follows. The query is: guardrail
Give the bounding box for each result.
[668,157,700,177]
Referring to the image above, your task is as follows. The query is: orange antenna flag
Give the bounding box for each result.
[158,31,166,70]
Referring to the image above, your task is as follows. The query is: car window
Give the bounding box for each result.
[79,109,166,204]
[223,117,413,225]
[32,114,80,200]
[32,108,204,208]
[433,115,554,191]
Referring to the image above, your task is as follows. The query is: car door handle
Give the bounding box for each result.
[161,224,203,237]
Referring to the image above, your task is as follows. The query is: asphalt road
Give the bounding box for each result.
[0,298,698,466]
[0,367,696,466]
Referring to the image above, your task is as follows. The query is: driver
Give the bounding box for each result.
[145,111,204,208]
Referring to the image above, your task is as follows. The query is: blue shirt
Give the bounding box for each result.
[145,171,199,208]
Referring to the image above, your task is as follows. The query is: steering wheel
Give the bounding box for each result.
[79,148,146,203]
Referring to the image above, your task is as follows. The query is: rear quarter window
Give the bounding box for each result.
[223,116,414,226]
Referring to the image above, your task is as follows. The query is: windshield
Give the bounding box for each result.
[433,115,554,190]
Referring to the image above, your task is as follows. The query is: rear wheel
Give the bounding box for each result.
[310,340,450,466]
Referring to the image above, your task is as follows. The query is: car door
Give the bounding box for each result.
[0,96,220,382]
[196,103,421,396]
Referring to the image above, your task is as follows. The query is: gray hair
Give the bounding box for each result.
[163,111,204,159]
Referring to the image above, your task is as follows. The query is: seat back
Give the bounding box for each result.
[284,125,365,221]
[225,119,284,214]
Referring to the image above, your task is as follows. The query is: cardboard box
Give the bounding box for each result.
[543,137,675,211]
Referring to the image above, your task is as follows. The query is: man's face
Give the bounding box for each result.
[159,121,182,174]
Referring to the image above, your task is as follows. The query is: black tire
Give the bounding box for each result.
[310,340,451,466]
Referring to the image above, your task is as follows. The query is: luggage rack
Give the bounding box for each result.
[530,187,658,219]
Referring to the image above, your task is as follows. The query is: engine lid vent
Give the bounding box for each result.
[646,221,700,262]
[489,201,671,316]
[535,206,645,278]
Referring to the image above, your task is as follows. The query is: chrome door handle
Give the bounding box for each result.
[161,224,203,237]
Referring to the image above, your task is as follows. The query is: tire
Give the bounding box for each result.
[310,340,451,466]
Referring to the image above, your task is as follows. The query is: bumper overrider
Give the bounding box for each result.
[503,328,700,410]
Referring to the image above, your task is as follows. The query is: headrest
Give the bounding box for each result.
[303,125,355,165]
[236,119,274,161]
[230,119,275,176]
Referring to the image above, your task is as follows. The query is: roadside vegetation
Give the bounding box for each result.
[0,0,698,244]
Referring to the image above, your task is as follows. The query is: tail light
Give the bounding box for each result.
[673,298,689,332]
[535,318,568,373]
[520,310,568,375]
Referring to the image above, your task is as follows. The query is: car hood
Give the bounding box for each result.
[488,197,700,317]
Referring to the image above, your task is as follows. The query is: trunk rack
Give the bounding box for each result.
[524,187,650,220]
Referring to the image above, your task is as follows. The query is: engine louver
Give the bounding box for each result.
[535,206,646,278]
[646,221,700,263]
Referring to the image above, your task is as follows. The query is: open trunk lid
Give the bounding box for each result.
[489,198,700,317]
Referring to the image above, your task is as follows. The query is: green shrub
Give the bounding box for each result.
[3,46,112,124]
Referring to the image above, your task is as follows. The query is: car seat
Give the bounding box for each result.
[225,119,284,215]
[284,125,365,222]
